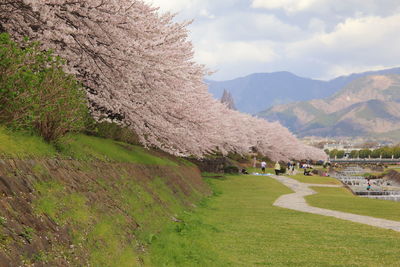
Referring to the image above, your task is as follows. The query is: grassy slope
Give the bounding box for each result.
[150,175,400,266]
[307,187,400,222]
[0,127,57,158]
[33,173,193,266]
[0,128,203,266]
[0,127,178,165]
[56,134,178,165]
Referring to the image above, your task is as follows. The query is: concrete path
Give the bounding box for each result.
[271,175,400,232]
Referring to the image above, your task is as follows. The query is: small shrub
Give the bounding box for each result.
[84,118,140,145]
[0,33,88,141]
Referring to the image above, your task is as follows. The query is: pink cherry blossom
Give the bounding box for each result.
[0,0,326,160]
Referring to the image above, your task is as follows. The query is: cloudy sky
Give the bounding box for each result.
[146,0,400,81]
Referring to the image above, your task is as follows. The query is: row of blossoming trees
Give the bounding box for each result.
[0,0,325,161]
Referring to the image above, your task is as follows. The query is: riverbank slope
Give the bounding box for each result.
[0,131,210,266]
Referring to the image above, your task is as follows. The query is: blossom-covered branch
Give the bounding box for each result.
[0,0,326,160]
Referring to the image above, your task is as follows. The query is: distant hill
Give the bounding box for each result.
[258,74,400,140]
[207,67,400,114]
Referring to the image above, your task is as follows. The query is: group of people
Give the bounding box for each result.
[301,162,313,176]
[259,161,297,175]
[286,162,296,175]
[260,160,282,175]
[240,160,316,176]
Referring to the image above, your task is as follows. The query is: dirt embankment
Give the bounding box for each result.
[385,170,400,186]
[0,159,210,266]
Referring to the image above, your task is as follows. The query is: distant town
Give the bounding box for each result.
[302,136,400,159]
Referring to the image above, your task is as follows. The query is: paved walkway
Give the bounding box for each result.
[271,175,400,232]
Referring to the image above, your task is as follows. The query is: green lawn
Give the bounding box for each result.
[149,175,400,266]
[247,167,275,174]
[289,173,341,185]
[307,187,400,222]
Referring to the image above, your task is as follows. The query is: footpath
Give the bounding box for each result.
[272,175,400,232]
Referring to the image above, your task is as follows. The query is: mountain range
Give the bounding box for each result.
[207,67,400,115]
[258,74,400,140]
[207,67,400,140]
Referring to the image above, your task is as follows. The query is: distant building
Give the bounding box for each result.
[323,143,345,151]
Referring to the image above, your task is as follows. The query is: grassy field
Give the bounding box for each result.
[289,173,341,185]
[149,175,400,266]
[307,187,400,222]
[246,167,275,174]
[246,167,341,186]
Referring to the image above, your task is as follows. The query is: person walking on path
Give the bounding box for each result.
[274,161,281,175]
[261,161,267,173]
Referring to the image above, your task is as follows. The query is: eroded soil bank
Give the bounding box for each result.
[0,159,210,266]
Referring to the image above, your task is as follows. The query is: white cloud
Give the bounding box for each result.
[199,9,215,19]
[327,65,398,79]
[252,0,319,14]
[286,14,400,78]
[145,0,400,80]
[195,41,278,67]
[190,13,305,43]
[145,0,240,19]
[308,18,326,33]
[251,0,400,17]
[146,0,199,13]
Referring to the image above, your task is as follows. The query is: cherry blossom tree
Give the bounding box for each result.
[0,0,326,160]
